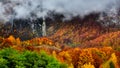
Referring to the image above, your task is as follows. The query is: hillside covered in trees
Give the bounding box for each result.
[0,0,120,68]
[0,12,120,68]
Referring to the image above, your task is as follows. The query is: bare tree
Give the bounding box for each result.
[98,8,120,32]
[40,0,46,36]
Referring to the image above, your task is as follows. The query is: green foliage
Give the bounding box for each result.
[0,48,67,68]
[0,58,8,68]
[109,61,115,68]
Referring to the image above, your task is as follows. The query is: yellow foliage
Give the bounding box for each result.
[52,51,57,58]
[78,49,94,66]
[101,53,119,68]
[109,53,119,68]
[63,51,72,62]
[110,53,117,64]
[59,51,73,67]
[68,63,74,68]
[81,62,95,68]
[0,35,120,68]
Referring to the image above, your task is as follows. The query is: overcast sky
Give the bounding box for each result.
[0,0,119,23]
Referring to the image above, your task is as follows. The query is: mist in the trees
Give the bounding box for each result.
[0,0,120,37]
[0,0,119,23]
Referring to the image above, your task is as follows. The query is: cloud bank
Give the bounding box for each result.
[0,0,119,23]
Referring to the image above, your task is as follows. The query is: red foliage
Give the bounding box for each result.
[50,19,102,46]
[0,35,120,68]
[83,31,120,48]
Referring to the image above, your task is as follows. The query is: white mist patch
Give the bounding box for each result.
[44,0,117,15]
[0,0,119,23]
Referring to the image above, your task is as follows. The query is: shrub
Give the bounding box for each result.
[0,48,67,68]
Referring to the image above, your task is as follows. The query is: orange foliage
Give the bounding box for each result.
[16,38,21,46]
[0,36,120,68]
[115,51,120,67]
[29,37,54,46]
[55,47,118,68]
[7,35,16,43]
[0,39,13,48]
[0,35,22,48]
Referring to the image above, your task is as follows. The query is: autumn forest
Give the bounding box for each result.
[0,0,120,68]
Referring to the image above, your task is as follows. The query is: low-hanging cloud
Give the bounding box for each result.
[0,0,119,23]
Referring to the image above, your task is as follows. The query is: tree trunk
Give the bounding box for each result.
[42,17,47,36]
